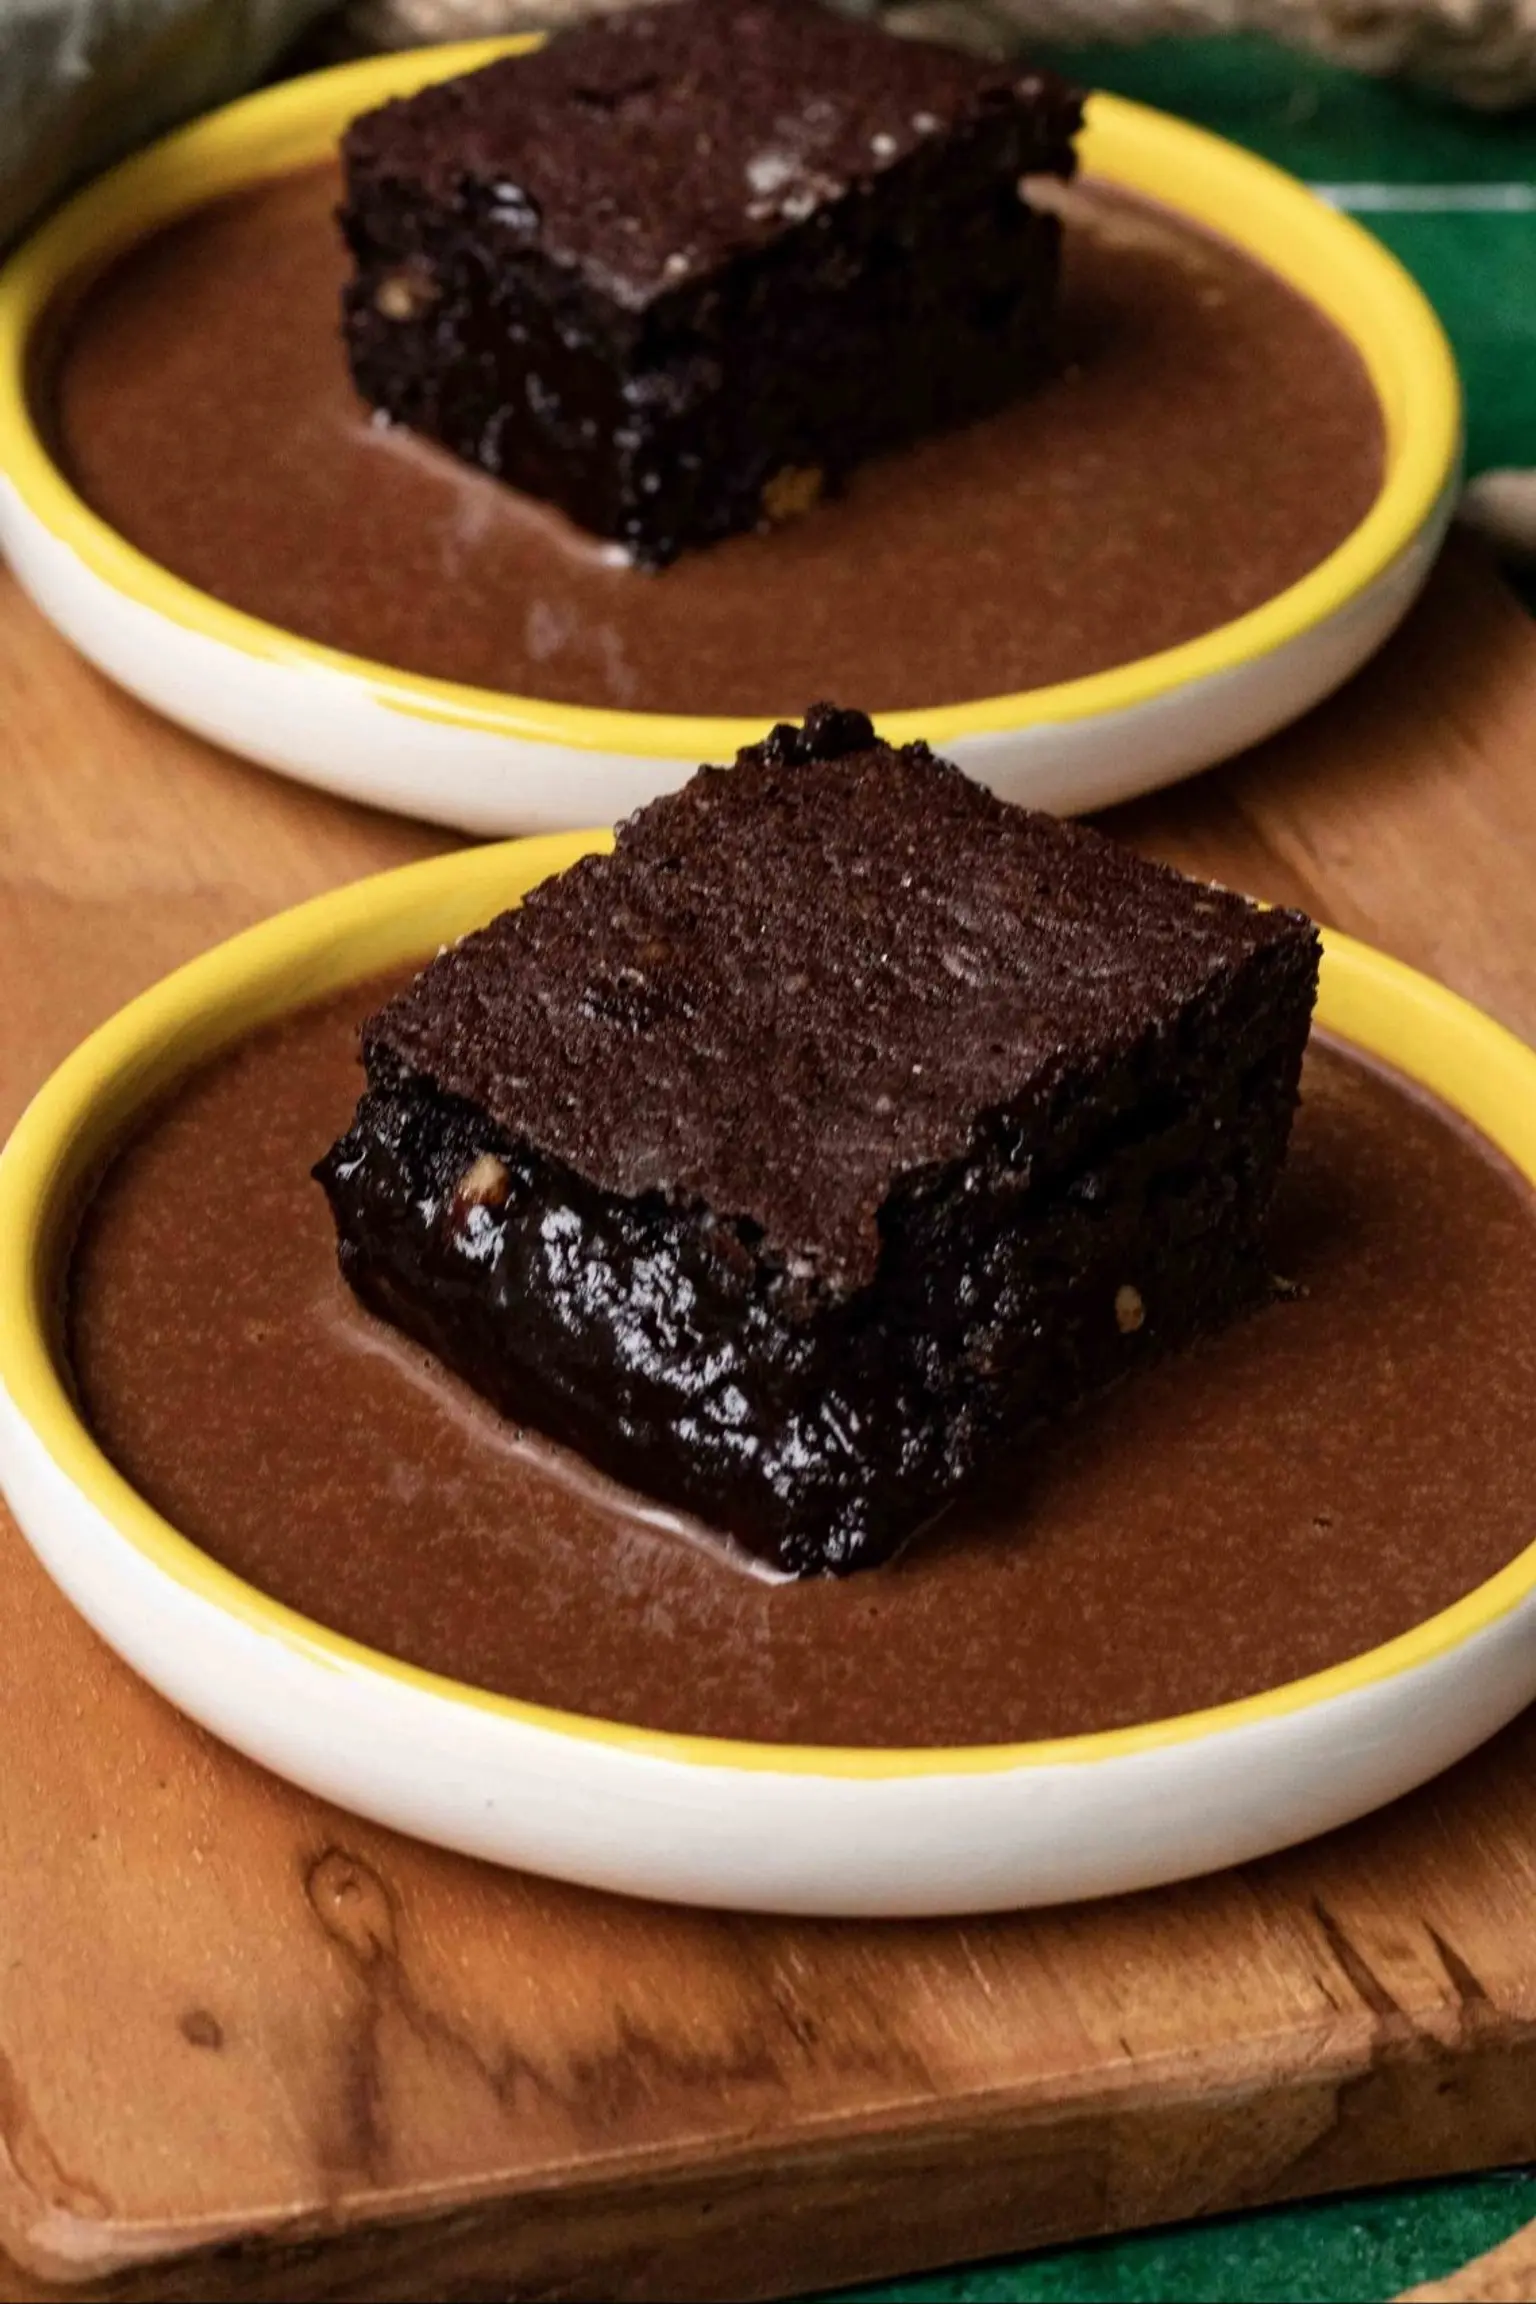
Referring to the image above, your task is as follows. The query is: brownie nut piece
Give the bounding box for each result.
[317,706,1320,1577]
[337,0,1082,566]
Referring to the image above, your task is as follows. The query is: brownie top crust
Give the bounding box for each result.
[365,707,1316,1296]
[340,0,1081,308]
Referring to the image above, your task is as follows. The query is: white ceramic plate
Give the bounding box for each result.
[0,45,1460,836]
[1,840,1533,1917]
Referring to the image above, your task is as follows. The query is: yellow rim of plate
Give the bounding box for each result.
[2,840,1535,1779]
[0,43,1460,761]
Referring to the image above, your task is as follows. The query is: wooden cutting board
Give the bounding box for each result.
[5,538,1536,2304]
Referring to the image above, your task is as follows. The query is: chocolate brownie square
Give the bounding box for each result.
[316,706,1320,1576]
[337,0,1081,565]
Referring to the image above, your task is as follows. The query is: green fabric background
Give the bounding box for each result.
[827,36,1536,2303]
[1043,33,1536,483]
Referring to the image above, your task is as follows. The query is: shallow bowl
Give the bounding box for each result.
[0,45,1460,834]
[1,842,1534,1915]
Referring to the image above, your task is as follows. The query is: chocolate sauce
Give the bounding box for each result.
[68,982,1536,1748]
[49,168,1384,716]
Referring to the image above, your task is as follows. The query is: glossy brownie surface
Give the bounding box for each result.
[318,710,1319,1574]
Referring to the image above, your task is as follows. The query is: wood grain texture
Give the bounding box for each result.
[3,542,1536,2303]
[1408,2220,1536,2301]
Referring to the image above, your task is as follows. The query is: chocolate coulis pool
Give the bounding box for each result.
[67,980,1536,1749]
[48,168,1384,716]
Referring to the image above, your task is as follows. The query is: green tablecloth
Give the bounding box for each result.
[1046,33,1536,485]
[841,2173,1536,2301]
[836,35,1536,2304]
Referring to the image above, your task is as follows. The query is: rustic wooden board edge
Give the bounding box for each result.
[9,2007,1536,2304]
